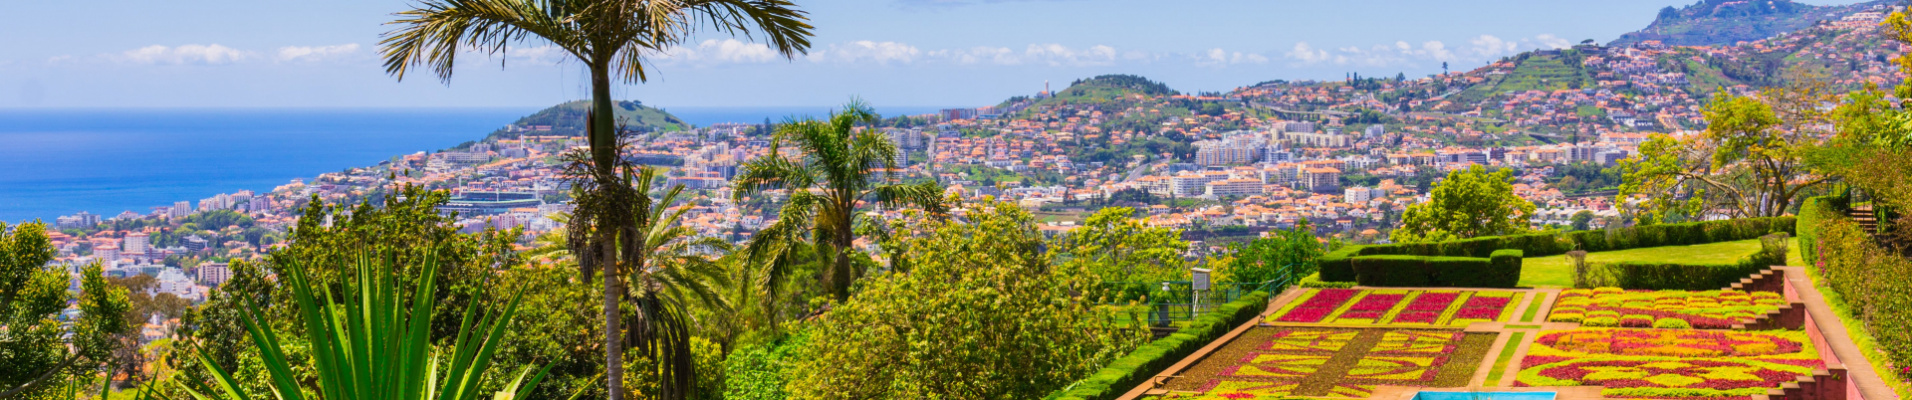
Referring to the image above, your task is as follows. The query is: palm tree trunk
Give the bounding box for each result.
[831,215,855,301]
[602,234,624,400]
[590,64,618,177]
[588,62,626,400]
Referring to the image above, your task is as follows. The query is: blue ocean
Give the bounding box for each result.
[0,106,951,224]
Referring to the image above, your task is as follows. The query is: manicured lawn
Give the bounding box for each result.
[1517,238,1802,288]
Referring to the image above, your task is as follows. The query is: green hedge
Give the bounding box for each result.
[1348,251,1522,288]
[1609,261,1763,291]
[1047,291,1272,400]
[1321,217,1796,282]
[1797,196,1840,268]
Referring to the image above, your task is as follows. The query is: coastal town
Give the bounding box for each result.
[36,4,1905,347]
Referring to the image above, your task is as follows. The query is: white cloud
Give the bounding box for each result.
[925,44,1120,66]
[116,44,249,65]
[1532,34,1574,50]
[929,46,1020,65]
[651,39,780,66]
[1197,48,1269,67]
[809,40,921,65]
[1286,42,1332,64]
[1284,34,1572,68]
[276,44,360,62]
[1021,44,1117,67]
[1468,35,1518,59]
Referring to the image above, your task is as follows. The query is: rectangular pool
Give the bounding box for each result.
[1412,391,1556,400]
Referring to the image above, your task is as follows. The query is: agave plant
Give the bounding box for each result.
[179,251,547,400]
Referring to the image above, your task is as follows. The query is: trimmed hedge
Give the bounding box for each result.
[1602,232,1789,290]
[1349,250,1523,288]
[1797,196,1840,268]
[1046,291,1272,400]
[1608,261,1763,291]
[1322,217,1796,282]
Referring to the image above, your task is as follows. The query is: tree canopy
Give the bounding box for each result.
[1395,165,1536,242]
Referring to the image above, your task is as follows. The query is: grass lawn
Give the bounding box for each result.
[1517,237,1804,288]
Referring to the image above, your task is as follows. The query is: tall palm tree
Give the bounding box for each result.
[565,140,732,400]
[734,101,946,303]
[380,2,807,400]
[379,0,812,178]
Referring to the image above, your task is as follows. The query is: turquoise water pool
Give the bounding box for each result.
[1412,391,1556,400]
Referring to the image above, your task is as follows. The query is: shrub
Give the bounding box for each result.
[1583,316,1619,327]
[1620,315,1654,327]
[1608,261,1762,290]
[1550,313,1584,323]
[1046,291,1271,400]
[1654,318,1692,329]
[1298,273,1355,289]
[1318,246,1365,282]
[1351,255,1439,287]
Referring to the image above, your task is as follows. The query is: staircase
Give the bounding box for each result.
[1850,203,1880,236]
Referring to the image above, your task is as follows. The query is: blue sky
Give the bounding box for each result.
[0,0,1862,109]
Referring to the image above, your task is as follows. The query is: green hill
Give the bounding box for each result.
[1447,50,1596,109]
[1033,74,1180,107]
[487,100,689,141]
[1611,0,1888,47]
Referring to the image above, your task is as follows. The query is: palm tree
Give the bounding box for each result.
[733,101,946,303]
[379,0,812,178]
[565,149,731,400]
[380,2,808,400]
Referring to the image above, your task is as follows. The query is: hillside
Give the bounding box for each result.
[1611,0,1889,47]
[1448,50,1597,108]
[486,100,689,141]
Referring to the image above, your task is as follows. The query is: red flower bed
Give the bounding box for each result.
[1454,307,1500,320]
[1393,311,1439,324]
[1276,307,1334,323]
[1349,294,1405,312]
[1463,296,1509,309]
[1530,359,1804,392]
[1276,289,1358,323]
[1340,311,1384,319]
[1405,292,1458,311]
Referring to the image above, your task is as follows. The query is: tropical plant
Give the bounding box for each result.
[565,142,733,400]
[0,221,131,399]
[381,4,811,400]
[178,251,546,400]
[732,101,946,303]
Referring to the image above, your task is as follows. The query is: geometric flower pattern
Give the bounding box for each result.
[1547,288,1788,329]
[1268,289,1525,327]
[1179,327,1483,399]
[1517,328,1827,399]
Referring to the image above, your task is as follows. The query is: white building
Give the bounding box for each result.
[1205,178,1264,197]
[124,232,149,256]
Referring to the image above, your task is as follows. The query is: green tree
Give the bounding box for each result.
[785,201,1146,399]
[381,4,812,400]
[0,222,132,399]
[1052,207,1188,300]
[1395,165,1536,242]
[1570,210,1595,231]
[1618,84,1832,221]
[733,101,946,303]
[1221,218,1321,284]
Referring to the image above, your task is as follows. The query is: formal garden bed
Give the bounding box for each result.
[1514,328,1824,399]
[1268,288,1524,327]
[1546,288,1790,329]
[1156,327,1494,399]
